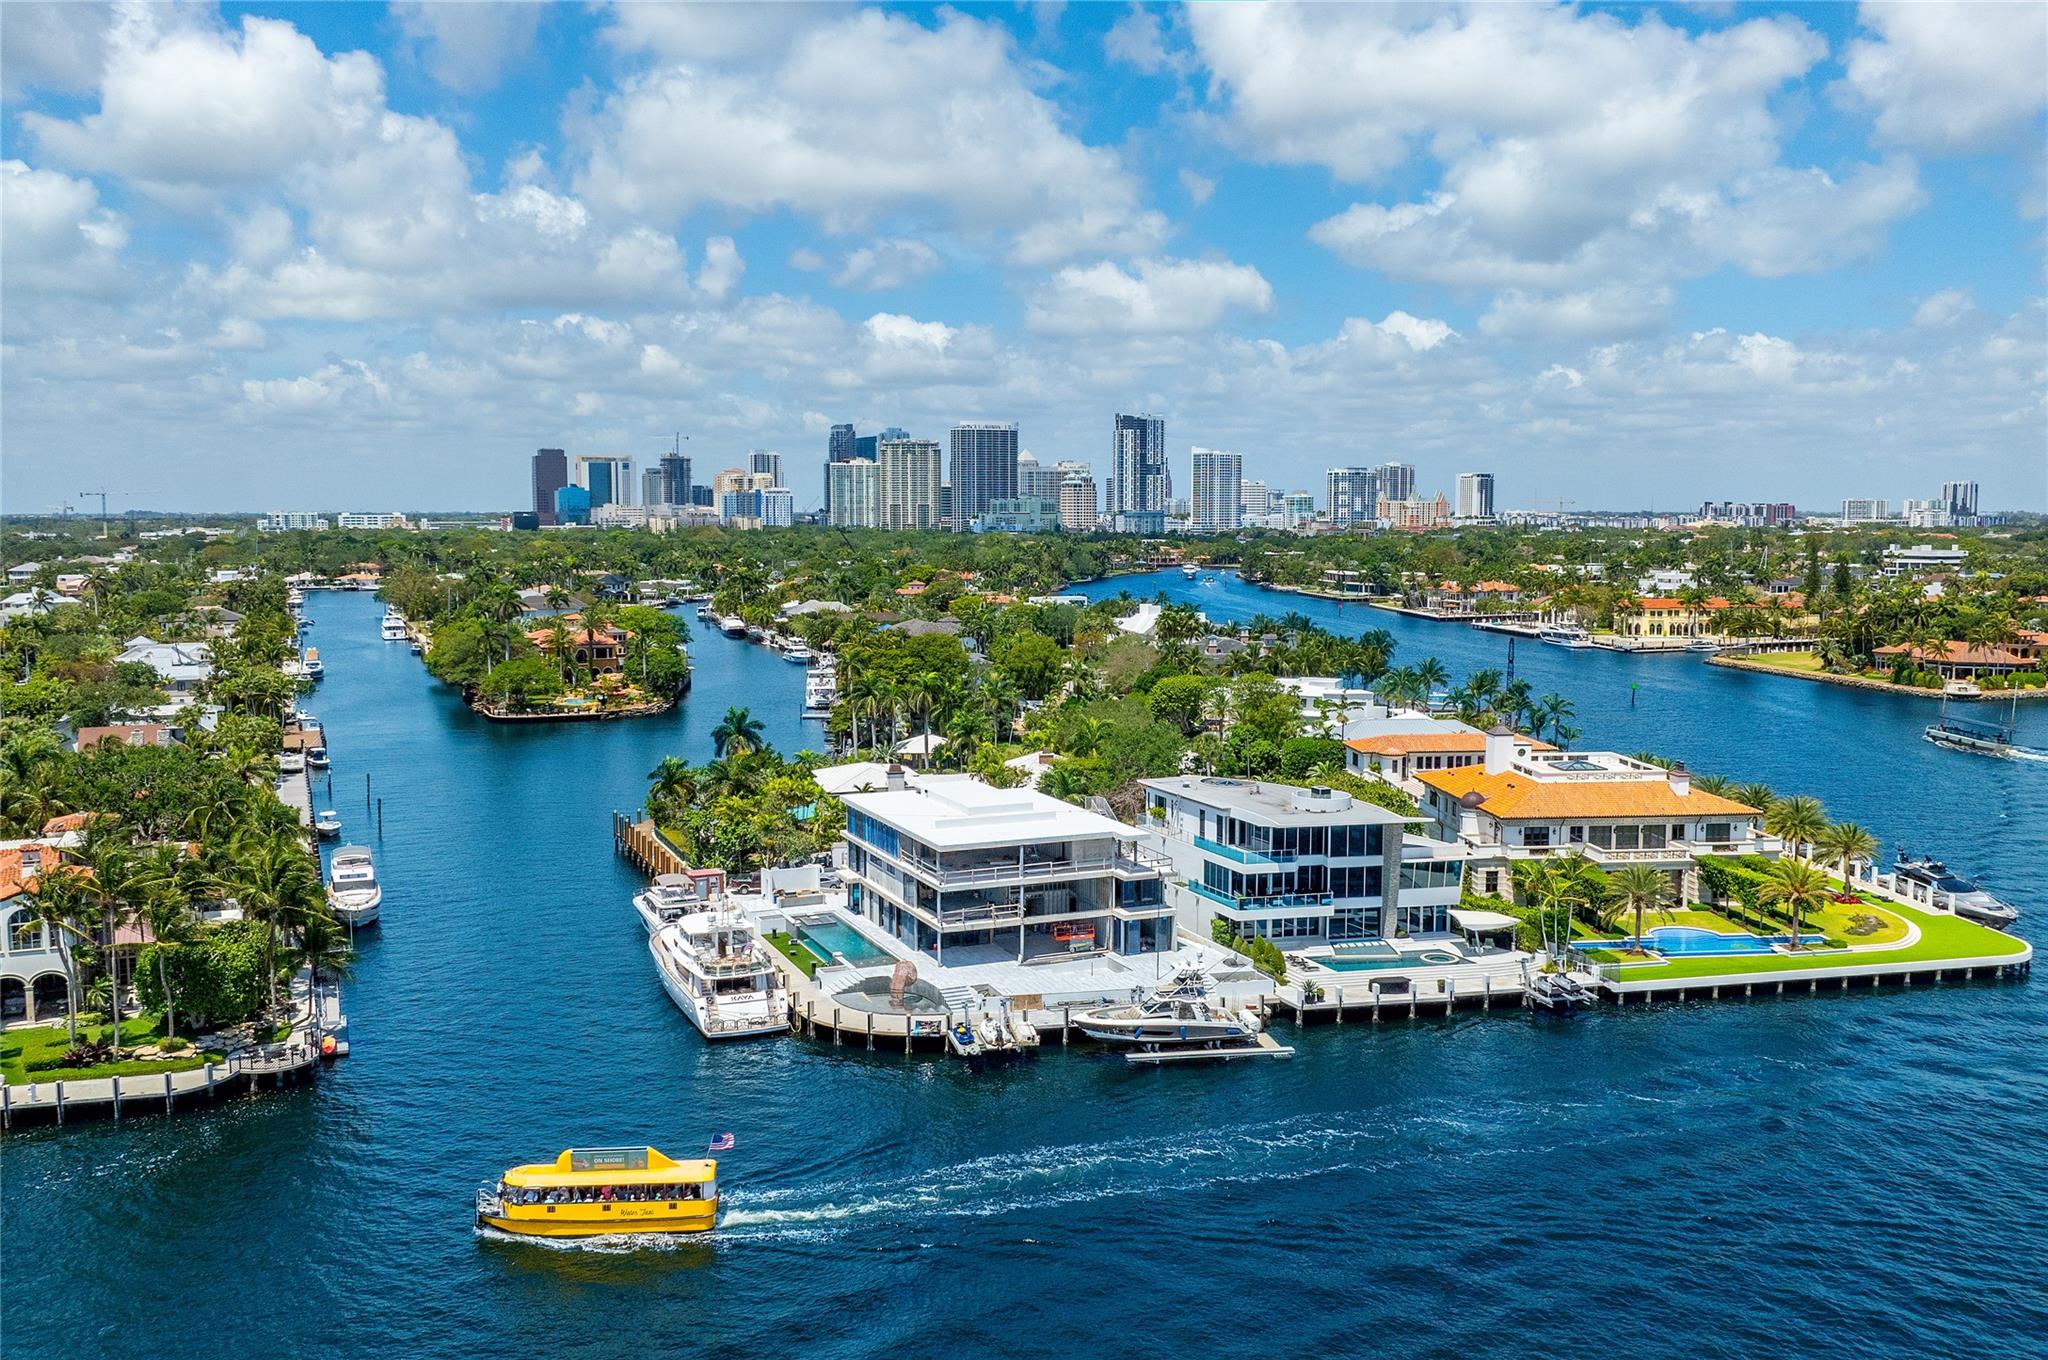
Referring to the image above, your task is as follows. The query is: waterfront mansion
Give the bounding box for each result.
[837,772,1175,964]
[1416,727,1774,902]
[1138,777,1467,946]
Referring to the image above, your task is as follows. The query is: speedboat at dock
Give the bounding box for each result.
[326,845,383,927]
[305,745,330,770]
[1891,855,2019,927]
[476,1147,718,1238]
[313,810,342,839]
[1072,968,1262,1049]
[1538,626,1593,649]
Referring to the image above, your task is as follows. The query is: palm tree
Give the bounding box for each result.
[217,831,323,1016]
[646,756,698,824]
[28,869,96,1043]
[1691,772,1733,797]
[133,844,199,1040]
[1413,656,1448,697]
[1733,782,1777,814]
[980,672,1020,739]
[296,913,355,1050]
[1609,865,1674,950]
[1534,692,1576,745]
[1759,859,1831,948]
[1764,794,1827,859]
[711,706,766,758]
[1813,821,1878,888]
[844,673,885,754]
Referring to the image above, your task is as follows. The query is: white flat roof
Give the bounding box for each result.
[842,780,1133,851]
[1141,776,1412,826]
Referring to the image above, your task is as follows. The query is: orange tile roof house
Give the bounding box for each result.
[1415,728,1773,902]
[526,623,631,674]
[73,723,178,752]
[1873,640,2042,679]
[1344,725,1555,790]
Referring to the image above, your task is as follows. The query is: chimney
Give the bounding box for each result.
[1484,723,1515,775]
[1667,761,1691,796]
[885,763,908,792]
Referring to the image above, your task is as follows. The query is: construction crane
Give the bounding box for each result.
[77,488,150,539]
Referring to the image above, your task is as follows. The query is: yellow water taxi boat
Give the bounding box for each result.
[475,1147,718,1238]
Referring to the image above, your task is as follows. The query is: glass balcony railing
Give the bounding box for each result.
[1192,835,1296,866]
[1189,881,1334,913]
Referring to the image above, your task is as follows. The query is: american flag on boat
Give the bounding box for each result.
[707,1132,735,1152]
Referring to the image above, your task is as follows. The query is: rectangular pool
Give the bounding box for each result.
[1319,949,1464,972]
[790,915,896,968]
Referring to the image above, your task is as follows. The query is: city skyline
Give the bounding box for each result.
[2,4,2044,514]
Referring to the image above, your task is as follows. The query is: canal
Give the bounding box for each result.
[4,584,2044,1360]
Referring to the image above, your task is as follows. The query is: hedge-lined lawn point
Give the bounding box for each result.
[1611,898,2026,983]
[1,1019,226,1086]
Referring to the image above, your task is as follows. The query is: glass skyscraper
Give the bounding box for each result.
[949,422,1019,530]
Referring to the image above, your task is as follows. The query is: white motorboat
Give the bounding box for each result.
[1528,970,1593,1011]
[1072,968,1262,1048]
[305,745,330,770]
[409,639,425,655]
[1891,855,2019,927]
[719,615,748,637]
[1182,565,1199,579]
[1538,626,1593,649]
[326,845,382,927]
[381,618,407,641]
[294,710,321,729]
[783,645,814,664]
[803,667,838,719]
[300,649,324,679]
[632,872,721,934]
[648,906,787,1040]
[313,810,342,839]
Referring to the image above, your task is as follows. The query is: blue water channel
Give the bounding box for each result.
[5,578,2046,1359]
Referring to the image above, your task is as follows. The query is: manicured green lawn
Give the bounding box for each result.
[2,1018,226,1086]
[1612,901,2027,982]
[763,931,818,978]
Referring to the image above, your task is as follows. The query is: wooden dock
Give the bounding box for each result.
[613,813,687,876]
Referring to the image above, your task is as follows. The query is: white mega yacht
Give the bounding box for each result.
[648,906,787,1040]
[326,845,383,928]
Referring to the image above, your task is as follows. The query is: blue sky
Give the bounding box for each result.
[3,2,2043,515]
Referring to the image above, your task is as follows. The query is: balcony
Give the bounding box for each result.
[888,845,1171,889]
[1192,835,1296,866]
[1189,881,1335,915]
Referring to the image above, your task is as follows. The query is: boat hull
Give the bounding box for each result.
[479,1203,717,1238]
[329,890,382,927]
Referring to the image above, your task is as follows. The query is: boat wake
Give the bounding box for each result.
[472,1223,704,1254]
[715,1109,1532,1245]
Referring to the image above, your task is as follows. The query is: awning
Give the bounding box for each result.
[1449,908,1518,933]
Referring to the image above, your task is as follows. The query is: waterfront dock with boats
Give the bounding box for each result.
[10,580,2044,1360]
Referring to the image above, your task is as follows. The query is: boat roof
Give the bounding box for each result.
[332,845,373,861]
[503,1147,716,1187]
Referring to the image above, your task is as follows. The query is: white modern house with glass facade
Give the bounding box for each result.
[1138,777,1467,946]
[838,775,1174,964]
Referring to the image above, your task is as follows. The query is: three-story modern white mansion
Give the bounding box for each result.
[838,775,1174,964]
[1137,777,1467,947]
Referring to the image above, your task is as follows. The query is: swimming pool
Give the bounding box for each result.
[1318,949,1464,972]
[790,915,896,967]
[1582,926,1826,956]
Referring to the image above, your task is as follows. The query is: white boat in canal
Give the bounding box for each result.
[1528,970,1594,1011]
[632,871,725,934]
[1537,625,1593,649]
[381,617,407,641]
[719,615,747,637]
[306,744,330,770]
[648,907,787,1040]
[783,645,814,664]
[1891,855,2019,927]
[1072,968,1262,1049]
[314,809,342,839]
[326,845,383,928]
[803,666,838,719]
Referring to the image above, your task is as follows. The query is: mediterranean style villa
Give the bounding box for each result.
[1414,726,1774,902]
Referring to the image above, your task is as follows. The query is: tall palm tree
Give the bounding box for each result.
[1609,865,1674,949]
[1759,859,1831,948]
[844,673,885,754]
[711,706,766,759]
[1535,692,1576,745]
[1414,656,1448,696]
[218,831,323,1016]
[28,869,96,1044]
[1813,821,1878,887]
[134,844,200,1040]
[1764,794,1827,859]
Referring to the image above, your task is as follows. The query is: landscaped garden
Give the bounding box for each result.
[1608,897,2026,983]
[2,1017,226,1086]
